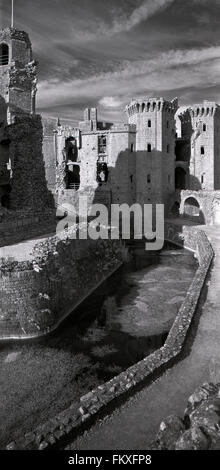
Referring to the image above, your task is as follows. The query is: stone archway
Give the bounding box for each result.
[183,196,204,223]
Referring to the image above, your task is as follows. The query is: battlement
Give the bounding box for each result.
[189,101,220,119]
[126,97,178,117]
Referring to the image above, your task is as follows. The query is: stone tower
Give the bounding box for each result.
[0,27,37,127]
[189,101,220,190]
[126,97,178,208]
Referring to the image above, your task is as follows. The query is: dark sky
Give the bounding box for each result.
[1,0,220,123]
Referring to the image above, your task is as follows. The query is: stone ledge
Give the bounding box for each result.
[6,225,213,450]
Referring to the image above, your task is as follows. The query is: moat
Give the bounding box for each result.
[0,242,197,447]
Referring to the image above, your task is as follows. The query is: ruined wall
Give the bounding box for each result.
[42,118,56,191]
[6,114,55,212]
[0,229,122,339]
[0,28,36,120]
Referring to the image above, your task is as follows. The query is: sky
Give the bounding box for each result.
[1,0,220,123]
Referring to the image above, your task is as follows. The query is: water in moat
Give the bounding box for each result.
[0,242,197,446]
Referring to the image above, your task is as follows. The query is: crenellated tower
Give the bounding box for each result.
[126,97,178,207]
[189,101,220,190]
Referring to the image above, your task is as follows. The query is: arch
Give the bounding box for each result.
[0,43,9,66]
[175,167,186,190]
[142,103,145,112]
[184,197,200,217]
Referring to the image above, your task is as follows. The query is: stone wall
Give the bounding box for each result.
[0,210,56,248]
[0,227,123,339]
[6,115,54,212]
[6,223,213,450]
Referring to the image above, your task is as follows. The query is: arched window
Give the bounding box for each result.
[148,120,151,128]
[201,146,205,155]
[147,143,151,152]
[203,124,206,131]
[0,43,9,66]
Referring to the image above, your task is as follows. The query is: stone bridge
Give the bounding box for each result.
[170,190,220,225]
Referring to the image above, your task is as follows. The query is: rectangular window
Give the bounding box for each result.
[167,144,170,153]
[148,120,151,128]
[98,135,107,154]
[147,174,151,183]
[201,146,205,155]
[147,143,151,152]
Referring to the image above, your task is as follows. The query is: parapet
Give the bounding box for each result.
[126,97,178,117]
[189,101,220,118]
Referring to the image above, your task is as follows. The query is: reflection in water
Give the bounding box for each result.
[74,241,197,367]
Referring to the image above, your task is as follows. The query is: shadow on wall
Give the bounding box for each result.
[3,114,56,217]
[0,95,11,207]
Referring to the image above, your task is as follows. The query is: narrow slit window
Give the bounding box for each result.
[201,146,205,155]
[147,143,151,152]
[0,43,9,66]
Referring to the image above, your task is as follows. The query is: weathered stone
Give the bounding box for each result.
[155,415,185,450]
[175,425,209,450]
[185,382,218,417]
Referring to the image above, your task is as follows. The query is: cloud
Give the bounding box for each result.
[112,0,175,34]
[99,96,123,109]
[74,0,175,41]
[36,42,220,122]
